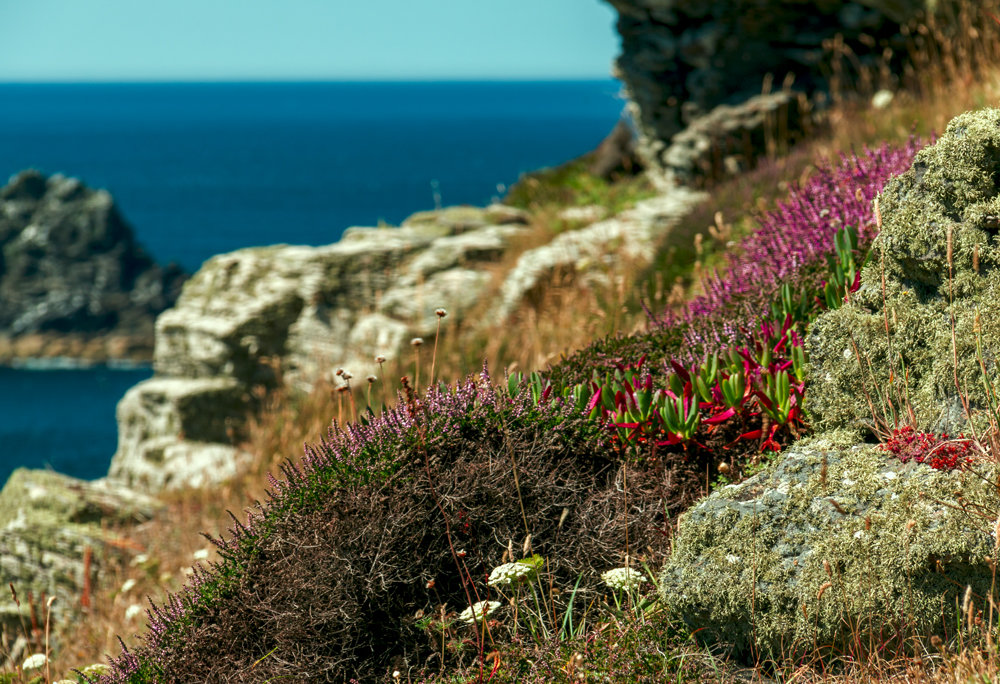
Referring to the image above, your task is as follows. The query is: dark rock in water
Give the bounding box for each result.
[0,170,185,355]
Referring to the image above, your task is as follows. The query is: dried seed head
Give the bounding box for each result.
[336,385,350,394]
[367,375,377,384]
[522,534,532,556]
[906,519,916,532]
[335,368,344,377]
[558,507,570,529]
[411,337,424,347]
[435,308,448,318]
[817,581,833,601]
[823,559,832,577]
[341,371,352,381]
[375,355,386,364]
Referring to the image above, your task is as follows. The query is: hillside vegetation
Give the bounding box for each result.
[12,6,1000,683]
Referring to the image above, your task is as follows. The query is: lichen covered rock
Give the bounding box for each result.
[807,108,1000,436]
[0,468,161,637]
[658,436,998,660]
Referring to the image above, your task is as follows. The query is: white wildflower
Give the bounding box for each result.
[125,604,144,621]
[871,89,894,110]
[487,557,541,587]
[458,600,501,624]
[22,653,47,671]
[600,567,645,591]
[725,554,741,565]
[120,578,137,593]
[193,548,210,561]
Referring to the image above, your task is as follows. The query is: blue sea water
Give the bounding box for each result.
[0,80,624,484]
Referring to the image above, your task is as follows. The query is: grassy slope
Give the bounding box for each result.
[21,14,1000,683]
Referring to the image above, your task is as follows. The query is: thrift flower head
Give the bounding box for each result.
[601,567,645,591]
[459,600,501,624]
[22,653,47,671]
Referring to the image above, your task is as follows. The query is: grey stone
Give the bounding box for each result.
[109,377,252,491]
[0,468,161,639]
[659,438,998,660]
[111,205,537,492]
[495,187,707,321]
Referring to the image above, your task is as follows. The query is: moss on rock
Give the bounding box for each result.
[658,443,998,661]
[807,108,1000,435]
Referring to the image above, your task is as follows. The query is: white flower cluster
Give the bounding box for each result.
[459,600,501,624]
[22,653,47,671]
[600,567,645,592]
[487,561,536,587]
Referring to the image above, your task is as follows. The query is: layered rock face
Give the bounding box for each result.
[606,0,929,181]
[109,205,532,491]
[0,170,186,362]
[658,109,1000,660]
[0,469,161,646]
[109,191,708,493]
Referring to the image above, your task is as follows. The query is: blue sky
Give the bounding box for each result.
[0,0,620,82]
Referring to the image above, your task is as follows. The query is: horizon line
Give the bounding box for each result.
[0,75,620,86]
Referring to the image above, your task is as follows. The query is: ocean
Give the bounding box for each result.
[0,80,624,484]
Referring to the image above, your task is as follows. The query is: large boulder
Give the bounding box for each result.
[109,377,253,491]
[807,108,1000,436]
[0,170,186,362]
[658,434,998,660]
[605,0,943,181]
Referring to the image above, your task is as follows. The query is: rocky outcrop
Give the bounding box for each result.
[496,187,706,320]
[0,468,161,639]
[658,433,998,660]
[605,0,933,181]
[109,190,710,493]
[109,205,533,491]
[0,170,186,363]
[807,108,1000,436]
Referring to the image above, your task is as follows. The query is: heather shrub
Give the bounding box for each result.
[99,371,675,683]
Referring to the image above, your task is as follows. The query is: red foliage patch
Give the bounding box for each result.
[879,425,975,471]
